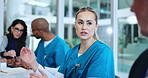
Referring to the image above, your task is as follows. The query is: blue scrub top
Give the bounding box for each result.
[35,36,68,68]
[58,40,115,78]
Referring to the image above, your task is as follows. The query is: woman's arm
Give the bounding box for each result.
[0,35,8,52]
[0,35,8,57]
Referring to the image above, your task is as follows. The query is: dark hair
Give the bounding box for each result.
[7,19,27,46]
[5,19,28,56]
[7,19,27,40]
[32,18,49,32]
[75,7,98,24]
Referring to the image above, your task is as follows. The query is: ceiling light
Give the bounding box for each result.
[28,0,49,7]
[107,27,112,34]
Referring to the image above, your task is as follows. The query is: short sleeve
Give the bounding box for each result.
[86,46,115,78]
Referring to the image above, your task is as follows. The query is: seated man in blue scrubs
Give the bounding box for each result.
[31,18,68,68]
[20,7,115,78]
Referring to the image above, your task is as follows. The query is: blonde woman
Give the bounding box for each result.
[20,7,115,78]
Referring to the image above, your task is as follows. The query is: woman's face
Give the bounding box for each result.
[75,11,98,40]
[11,24,24,39]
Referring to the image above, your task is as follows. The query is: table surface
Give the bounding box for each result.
[0,69,32,78]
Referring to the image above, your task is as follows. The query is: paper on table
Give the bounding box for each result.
[0,67,27,73]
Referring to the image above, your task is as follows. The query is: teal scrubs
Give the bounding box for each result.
[35,36,68,68]
[58,40,115,78]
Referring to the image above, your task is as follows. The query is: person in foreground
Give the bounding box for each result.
[31,18,68,68]
[20,7,115,78]
[128,0,148,78]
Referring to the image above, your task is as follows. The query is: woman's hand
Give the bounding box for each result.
[7,58,15,67]
[30,69,48,78]
[4,50,16,57]
[20,47,39,71]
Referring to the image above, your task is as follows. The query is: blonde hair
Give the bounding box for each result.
[75,7,99,40]
[94,31,99,40]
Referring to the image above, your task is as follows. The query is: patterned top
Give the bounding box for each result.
[0,35,8,52]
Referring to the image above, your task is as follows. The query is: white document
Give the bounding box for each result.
[0,66,27,73]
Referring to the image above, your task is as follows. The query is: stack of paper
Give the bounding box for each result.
[0,67,27,73]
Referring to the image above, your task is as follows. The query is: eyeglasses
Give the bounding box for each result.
[14,27,24,33]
